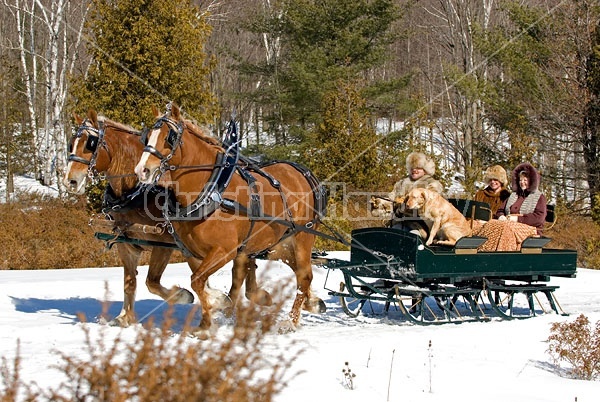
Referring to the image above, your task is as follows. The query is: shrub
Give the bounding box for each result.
[1,291,301,401]
[546,314,600,380]
[2,191,600,269]
[0,193,183,269]
[546,214,600,269]
[0,341,41,401]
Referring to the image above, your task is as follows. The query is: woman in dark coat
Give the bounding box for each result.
[496,162,547,235]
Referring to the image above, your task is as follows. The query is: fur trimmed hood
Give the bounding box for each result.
[511,162,541,192]
[406,152,436,176]
[484,165,508,187]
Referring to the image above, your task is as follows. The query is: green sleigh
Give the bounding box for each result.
[321,200,577,325]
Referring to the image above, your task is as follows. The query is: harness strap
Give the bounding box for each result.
[102,183,157,213]
[234,167,262,253]
[164,122,240,221]
[219,197,347,246]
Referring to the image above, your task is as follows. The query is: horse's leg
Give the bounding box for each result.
[286,233,326,328]
[245,258,273,305]
[227,254,248,315]
[111,243,142,327]
[145,247,194,304]
[229,255,273,307]
[186,248,231,339]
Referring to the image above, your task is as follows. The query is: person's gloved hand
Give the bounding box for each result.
[392,196,406,216]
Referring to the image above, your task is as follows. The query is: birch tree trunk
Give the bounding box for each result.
[7,0,89,191]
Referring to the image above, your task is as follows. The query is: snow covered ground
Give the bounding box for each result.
[0,175,59,203]
[1,256,599,402]
[1,175,598,401]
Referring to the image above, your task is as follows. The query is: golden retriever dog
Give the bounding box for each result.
[405,188,472,246]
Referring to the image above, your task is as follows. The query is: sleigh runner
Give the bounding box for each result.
[322,224,576,325]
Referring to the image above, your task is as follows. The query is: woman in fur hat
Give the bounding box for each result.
[496,162,547,234]
[388,152,443,235]
[474,165,511,218]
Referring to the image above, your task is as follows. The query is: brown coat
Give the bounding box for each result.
[474,187,511,218]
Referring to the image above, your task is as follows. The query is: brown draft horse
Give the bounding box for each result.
[63,110,266,327]
[134,104,327,337]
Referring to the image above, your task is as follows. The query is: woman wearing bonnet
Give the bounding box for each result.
[496,162,547,235]
[474,165,511,218]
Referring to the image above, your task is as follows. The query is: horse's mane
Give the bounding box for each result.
[98,115,141,136]
[183,119,222,148]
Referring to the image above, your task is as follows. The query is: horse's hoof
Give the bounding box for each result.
[247,289,273,306]
[207,288,232,312]
[277,320,298,334]
[172,287,195,304]
[304,297,327,314]
[109,315,133,327]
[191,328,212,340]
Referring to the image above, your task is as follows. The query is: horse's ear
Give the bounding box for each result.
[152,105,160,117]
[73,112,83,125]
[171,103,181,120]
[88,109,98,127]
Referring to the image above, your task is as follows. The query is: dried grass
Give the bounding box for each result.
[0,289,301,401]
[0,194,182,270]
[1,194,599,269]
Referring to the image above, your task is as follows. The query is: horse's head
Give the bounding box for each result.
[63,109,110,194]
[135,104,186,184]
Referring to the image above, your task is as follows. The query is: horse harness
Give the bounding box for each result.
[68,119,109,180]
[143,115,330,258]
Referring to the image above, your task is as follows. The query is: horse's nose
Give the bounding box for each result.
[141,167,150,181]
[135,164,150,182]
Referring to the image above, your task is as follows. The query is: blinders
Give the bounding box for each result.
[68,119,104,167]
[85,134,99,152]
[142,116,183,162]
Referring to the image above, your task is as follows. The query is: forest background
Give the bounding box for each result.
[1,0,600,269]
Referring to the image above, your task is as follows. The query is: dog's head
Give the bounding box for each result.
[405,188,427,210]
[370,196,393,217]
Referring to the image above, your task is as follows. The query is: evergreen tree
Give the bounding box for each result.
[236,0,399,154]
[478,1,600,214]
[0,59,31,197]
[306,81,385,192]
[476,1,551,167]
[71,0,216,126]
